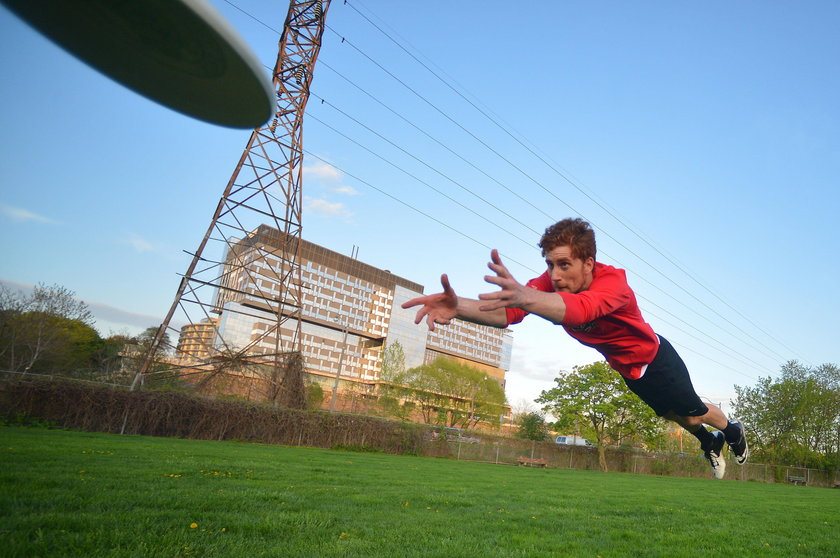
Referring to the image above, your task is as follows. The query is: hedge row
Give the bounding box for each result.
[0,376,426,455]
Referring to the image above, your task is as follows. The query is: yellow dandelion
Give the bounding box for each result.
[190,523,198,529]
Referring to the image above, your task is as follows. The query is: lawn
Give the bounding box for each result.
[0,426,836,557]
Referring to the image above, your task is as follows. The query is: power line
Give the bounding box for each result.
[306,92,773,374]
[341,0,802,363]
[302,149,538,273]
[302,120,770,378]
[219,0,784,378]
[324,25,790,365]
[309,94,540,240]
[307,70,778,374]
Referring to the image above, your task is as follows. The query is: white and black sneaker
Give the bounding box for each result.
[727,421,749,465]
[704,431,726,480]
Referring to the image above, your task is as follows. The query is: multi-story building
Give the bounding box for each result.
[185,224,513,407]
[176,317,219,361]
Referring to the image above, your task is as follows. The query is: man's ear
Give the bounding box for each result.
[583,257,595,274]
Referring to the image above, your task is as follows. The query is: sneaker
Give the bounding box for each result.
[727,421,749,465]
[704,431,726,480]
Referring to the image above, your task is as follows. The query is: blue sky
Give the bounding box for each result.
[1,1,838,412]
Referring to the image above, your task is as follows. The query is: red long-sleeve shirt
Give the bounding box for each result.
[505,262,658,380]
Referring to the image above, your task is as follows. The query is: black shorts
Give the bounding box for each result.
[622,335,708,417]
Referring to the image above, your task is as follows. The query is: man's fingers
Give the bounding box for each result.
[441,274,455,296]
[413,307,428,325]
[402,296,423,309]
[487,253,511,279]
[490,249,503,265]
[484,274,504,287]
[424,314,451,331]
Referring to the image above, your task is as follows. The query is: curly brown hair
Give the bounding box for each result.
[538,218,596,261]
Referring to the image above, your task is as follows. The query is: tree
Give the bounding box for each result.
[306,381,325,410]
[0,283,98,373]
[537,361,661,472]
[379,341,406,382]
[733,360,840,469]
[515,411,550,441]
[123,326,176,387]
[94,333,137,381]
[383,356,507,428]
[33,316,104,376]
[377,341,416,420]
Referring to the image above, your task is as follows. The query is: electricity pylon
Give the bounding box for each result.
[131,0,331,404]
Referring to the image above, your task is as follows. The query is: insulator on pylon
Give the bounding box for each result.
[271,118,278,132]
[313,1,323,19]
[294,66,307,84]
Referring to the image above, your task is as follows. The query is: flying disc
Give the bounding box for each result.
[2,0,274,128]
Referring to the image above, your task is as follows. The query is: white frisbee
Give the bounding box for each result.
[2,0,274,128]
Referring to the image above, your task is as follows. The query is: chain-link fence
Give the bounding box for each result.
[428,434,840,487]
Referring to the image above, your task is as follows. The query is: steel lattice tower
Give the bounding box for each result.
[131,0,331,404]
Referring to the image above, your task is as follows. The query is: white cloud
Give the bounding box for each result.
[304,196,352,219]
[303,162,342,181]
[329,184,359,196]
[126,233,154,253]
[302,161,358,196]
[0,203,57,224]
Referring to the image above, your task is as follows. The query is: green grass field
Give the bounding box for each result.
[0,426,836,557]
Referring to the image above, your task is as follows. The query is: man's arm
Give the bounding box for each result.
[478,249,569,325]
[401,250,570,331]
[401,274,508,330]
[451,296,509,328]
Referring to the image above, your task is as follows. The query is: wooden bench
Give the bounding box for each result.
[517,457,547,468]
[787,475,807,486]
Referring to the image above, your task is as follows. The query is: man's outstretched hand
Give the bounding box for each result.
[401,274,458,331]
[478,249,528,312]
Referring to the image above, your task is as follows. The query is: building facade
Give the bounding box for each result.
[175,318,219,361]
[185,225,513,404]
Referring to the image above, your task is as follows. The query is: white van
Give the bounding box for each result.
[555,435,594,447]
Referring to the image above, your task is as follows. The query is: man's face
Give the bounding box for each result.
[544,245,594,293]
